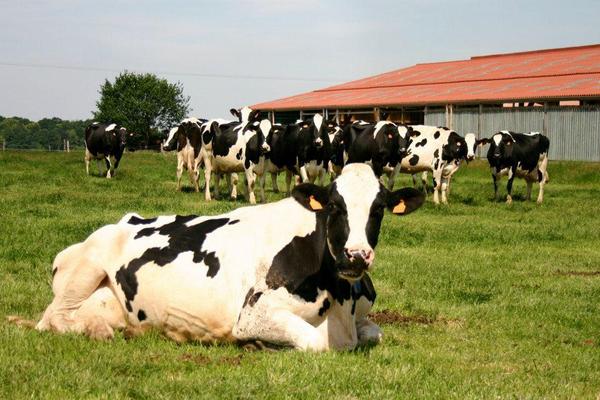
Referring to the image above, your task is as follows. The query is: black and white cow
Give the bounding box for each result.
[84,122,132,178]
[261,123,298,195]
[342,120,411,186]
[162,118,206,192]
[480,130,550,204]
[396,125,467,204]
[296,114,338,185]
[31,164,424,351]
[201,111,271,204]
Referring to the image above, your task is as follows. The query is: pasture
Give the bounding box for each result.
[1,150,599,399]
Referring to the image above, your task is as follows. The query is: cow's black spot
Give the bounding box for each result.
[416,138,427,147]
[413,130,421,137]
[434,131,440,139]
[318,298,330,316]
[135,215,197,239]
[434,159,439,170]
[408,154,420,166]
[433,149,439,159]
[236,148,243,160]
[433,178,438,188]
[228,219,240,225]
[52,268,57,278]
[137,309,147,321]
[116,217,230,311]
[538,170,543,182]
[128,216,157,225]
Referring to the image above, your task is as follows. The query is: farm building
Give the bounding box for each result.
[252,44,600,161]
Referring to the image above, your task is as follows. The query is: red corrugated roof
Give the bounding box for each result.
[252,44,600,110]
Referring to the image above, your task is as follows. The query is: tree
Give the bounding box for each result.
[94,71,190,148]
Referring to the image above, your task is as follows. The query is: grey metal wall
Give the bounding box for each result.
[425,106,600,161]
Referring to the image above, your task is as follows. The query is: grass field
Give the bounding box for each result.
[1,150,599,399]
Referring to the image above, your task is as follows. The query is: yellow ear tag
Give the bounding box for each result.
[309,195,323,210]
[392,200,406,214]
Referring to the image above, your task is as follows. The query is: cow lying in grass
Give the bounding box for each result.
[15,164,424,351]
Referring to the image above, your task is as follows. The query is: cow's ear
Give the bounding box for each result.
[386,187,425,216]
[477,138,490,146]
[230,108,240,119]
[292,183,329,212]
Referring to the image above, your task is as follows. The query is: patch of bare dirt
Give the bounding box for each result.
[368,310,464,328]
[554,270,600,277]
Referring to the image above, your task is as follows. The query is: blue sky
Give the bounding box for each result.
[1,0,599,120]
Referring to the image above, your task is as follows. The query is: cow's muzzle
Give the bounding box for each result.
[314,138,323,148]
[338,248,374,280]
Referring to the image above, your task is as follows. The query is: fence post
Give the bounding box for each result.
[2,139,5,151]
[67,140,70,152]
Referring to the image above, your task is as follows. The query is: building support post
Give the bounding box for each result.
[374,107,380,122]
[543,102,548,135]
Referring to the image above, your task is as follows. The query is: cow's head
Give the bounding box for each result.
[162,127,180,151]
[243,118,272,154]
[266,123,287,149]
[230,106,255,123]
[487,132,514,162]
[292,163,424,281]
[396,125,412,158]
[443,131,467,161]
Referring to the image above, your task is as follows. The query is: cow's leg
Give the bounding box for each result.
[506,166,516,204]
[112,155,121,176]
[299,165,309,183]
[234,300,327,352]
[491,168,499,201]
[440,176,449,205]
[421,171,429,193]
[244,168,257,204]
[202,156,212,201]
[271,172,280,193]
[176,158,184,191]
[432,169,442,205]
[353,276,382,346]
[229,173,239,200]
[318,167,325,186]
[105,156,113,179]
[537,153,549,204]
[285,170,293,196]
[84,149,92,175]
[36,239,126,340]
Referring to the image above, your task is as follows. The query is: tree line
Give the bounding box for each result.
[1,71,191,151]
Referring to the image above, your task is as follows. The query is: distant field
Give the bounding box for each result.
[1,150,599,399]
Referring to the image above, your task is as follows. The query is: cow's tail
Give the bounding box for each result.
[6,315,37,329]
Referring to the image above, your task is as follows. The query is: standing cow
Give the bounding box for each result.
[201,111,271,203]
[26,164,424,351]
[162,118,206,192]
[84,123,132,178]
[480,130,550,204]
[396,125,467,205]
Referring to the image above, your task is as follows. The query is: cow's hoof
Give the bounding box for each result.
[85,317,114,340]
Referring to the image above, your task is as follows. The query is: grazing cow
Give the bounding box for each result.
[201,111,271,203]
[162,118,206,192]
[342,120,411,186]
[480,131,549,204]
[84,123,132,178]
[397,125,467,204]
[31,164,424,350]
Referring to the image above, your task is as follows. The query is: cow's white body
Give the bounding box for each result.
[396,125,463,204]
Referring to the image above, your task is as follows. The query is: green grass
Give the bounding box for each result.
[1,150,599,399]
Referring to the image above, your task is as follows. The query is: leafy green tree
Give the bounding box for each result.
[94,71,190,148]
